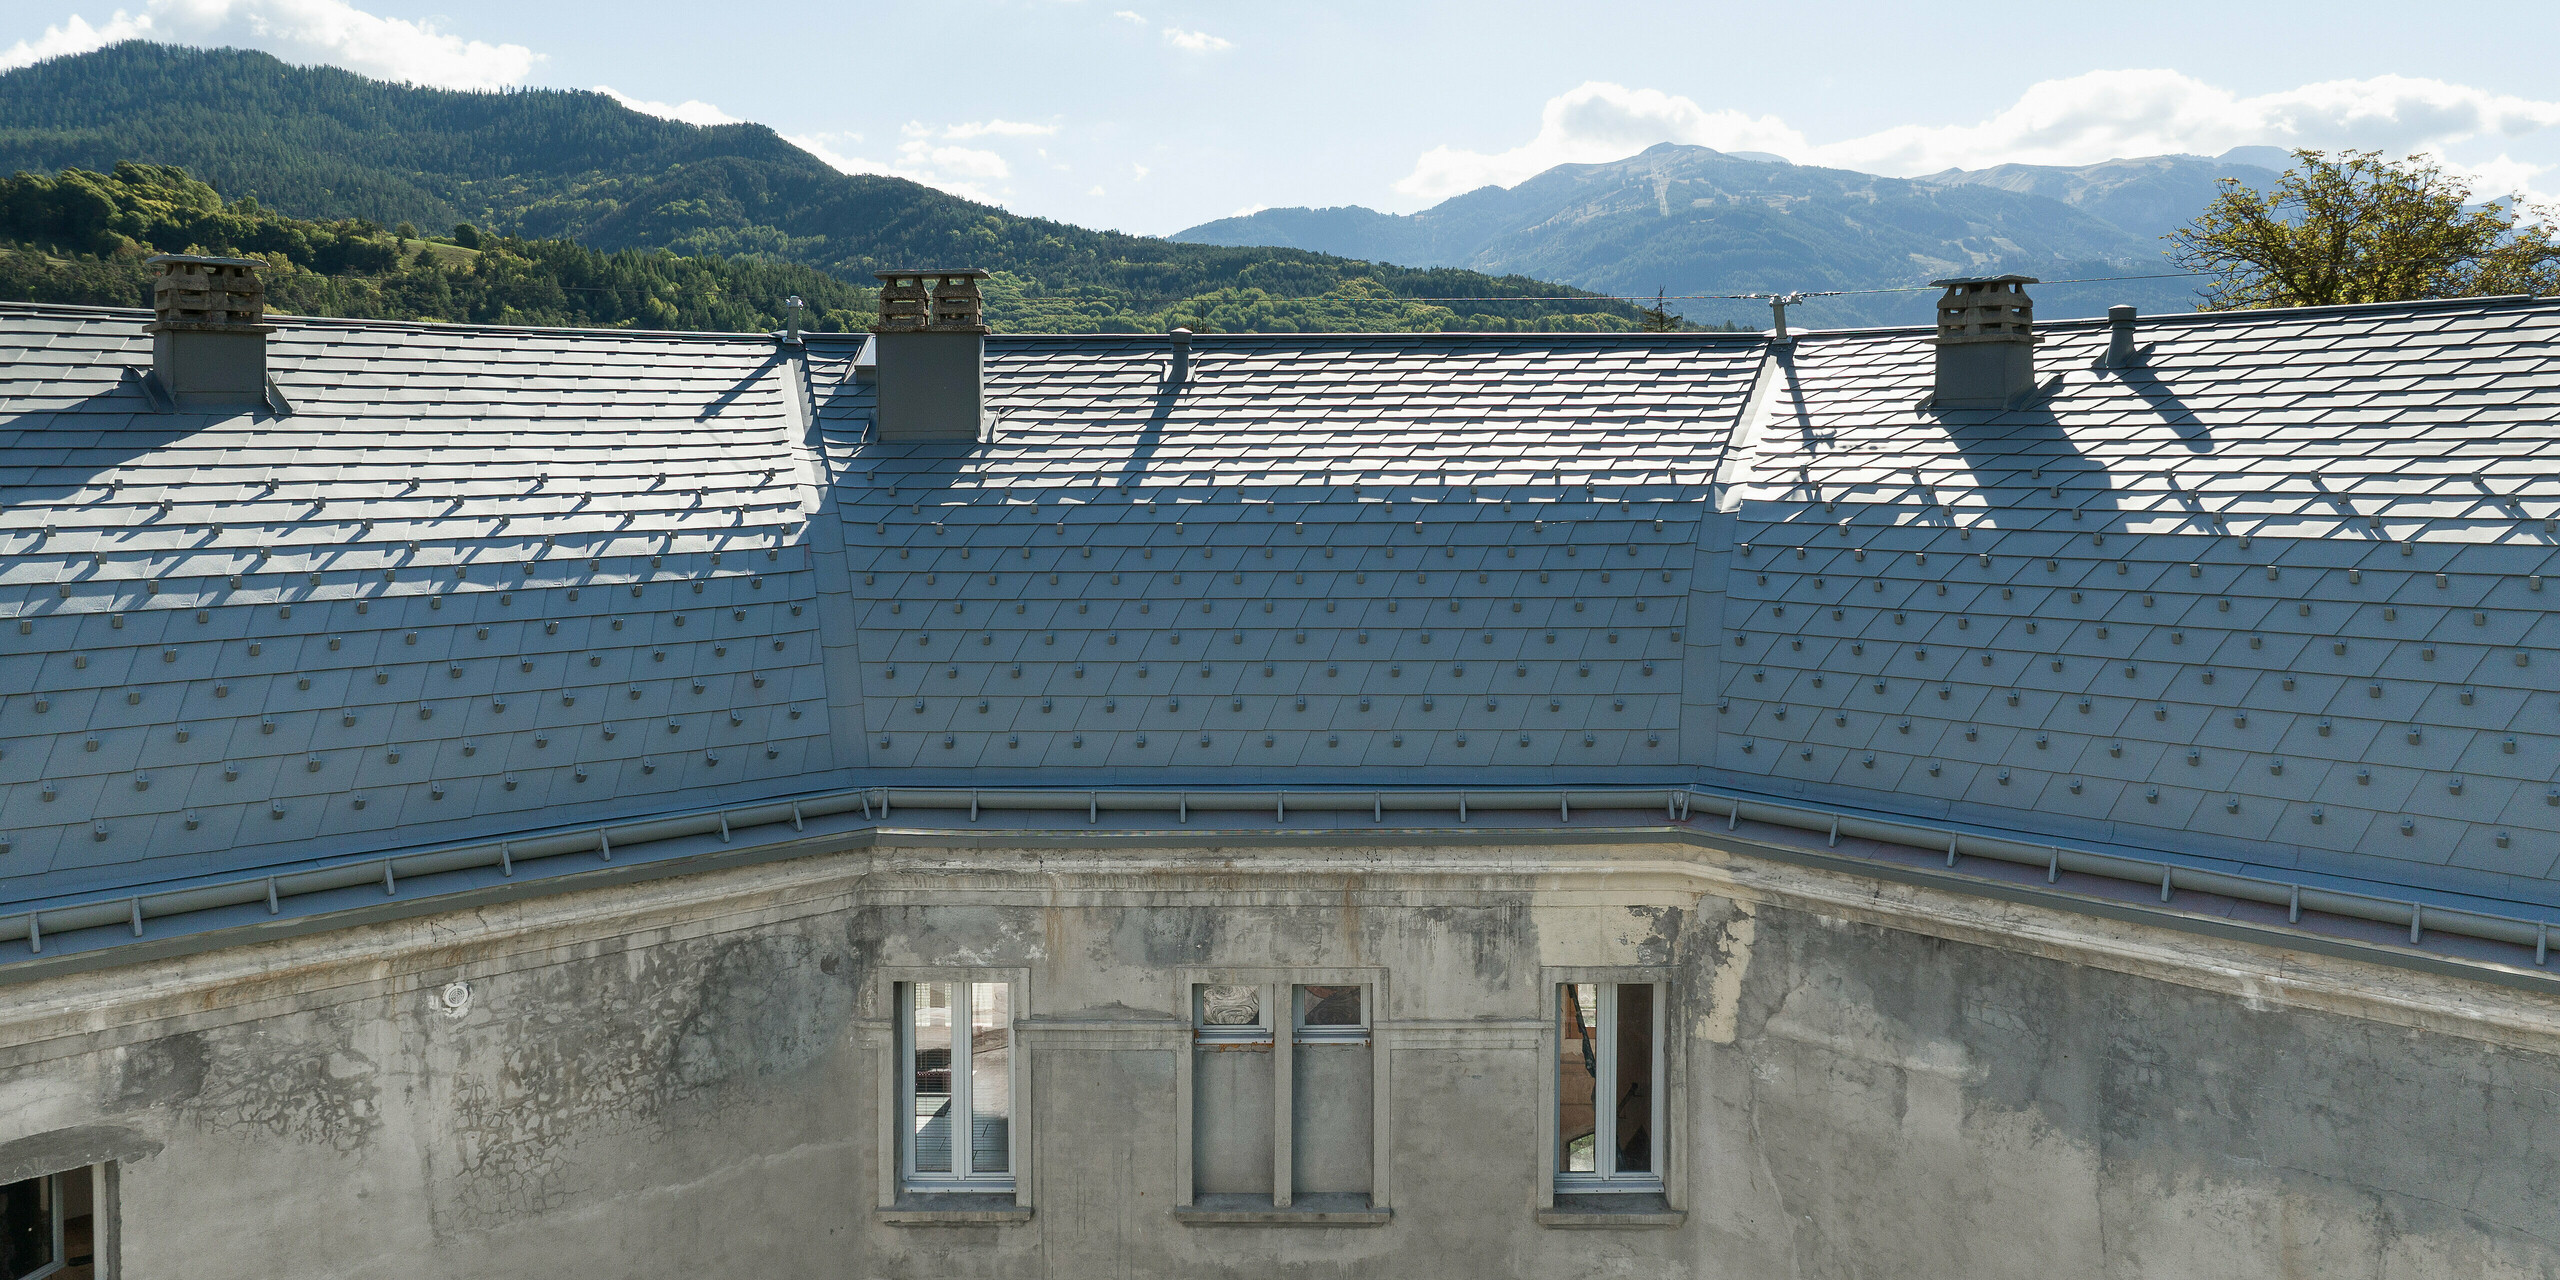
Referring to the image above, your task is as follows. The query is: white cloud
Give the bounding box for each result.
[942,118,1059,140]
[2,0,541,89]
[1228,203,1268,218]
[1396,81,1805,201]
[1161,26,1230,52]
[785,129,1010,203]
[1088,184,1107,196]
[1398,73,2560,205]
[1110,9,1146,23]
[1811,70,2560,177]
[1,10,149,68]
[1131,162,1150,180]
[908,142,1008,181]
[778,133,988,204]
[594,84,739,127]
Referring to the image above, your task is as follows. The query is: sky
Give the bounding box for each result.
[5,0,2560,236]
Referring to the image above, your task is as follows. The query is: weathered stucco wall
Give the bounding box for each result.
[2,836,2556,1279]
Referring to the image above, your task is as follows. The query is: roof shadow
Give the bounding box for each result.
[1,372,279,507]
[1930,394,2124,528]
[695,349,784,420]
[2104,345,2212,453]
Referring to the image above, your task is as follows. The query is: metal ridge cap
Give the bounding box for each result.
[0,299,792,345]
[974,330,1770,346]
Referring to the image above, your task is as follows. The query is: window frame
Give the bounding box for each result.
[1540,966,1680,1211]
[875,967,1030,1206]
[2,1170,65,1280]
[1173,966,1390,1214]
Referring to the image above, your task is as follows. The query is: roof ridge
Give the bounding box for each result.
[0,300,784,345]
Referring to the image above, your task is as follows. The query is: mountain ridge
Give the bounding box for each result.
[1176,143,2288,326]
[0,42,1660,333]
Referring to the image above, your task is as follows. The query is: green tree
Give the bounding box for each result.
[1637,288,1679,332]
[2168,149,2560,309]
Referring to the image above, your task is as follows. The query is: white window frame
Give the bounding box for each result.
[1542,968,1677,1205]
[879,969,1027,1201]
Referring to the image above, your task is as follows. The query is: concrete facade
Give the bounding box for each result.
[6,829,2558,1277]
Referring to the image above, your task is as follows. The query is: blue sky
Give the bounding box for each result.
[7,0,2560,235]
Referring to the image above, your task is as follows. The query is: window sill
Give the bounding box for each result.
[879,1193,1031,1226]
[1174,1192,1390,1227]
[1538,1192,1684,1229]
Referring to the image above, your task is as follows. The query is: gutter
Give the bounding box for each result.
[3,782,2556,990]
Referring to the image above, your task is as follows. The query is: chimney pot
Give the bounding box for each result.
[2105,304,2139,369]
[1168,326,1193,386]
[872,268,990,442]
[1928,274,2038,408]
[145,253,272,410]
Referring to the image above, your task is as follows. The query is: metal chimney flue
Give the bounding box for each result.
[872,268,990,443]
[1167,326,1192,387]
[2105,304,2139,369]
[1928,274,2038,408]
[147,253,271,410]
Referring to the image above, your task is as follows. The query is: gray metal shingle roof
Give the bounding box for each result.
[2,305,838,904]
[1717,297,2560,907]
[7,295,2560,930]
[809,332,1759,787]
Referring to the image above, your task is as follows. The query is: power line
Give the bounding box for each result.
[1375,271,2215,304]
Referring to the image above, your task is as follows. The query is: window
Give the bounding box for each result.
[1556,982,1661,1192]
[1,1166,95,1280]
[900,979,1014,1191]
[1177,969,1390,1222]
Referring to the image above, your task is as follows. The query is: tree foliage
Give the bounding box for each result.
[2168,149,2560,309]
[0,42,1665,332]
[0,162,874,332]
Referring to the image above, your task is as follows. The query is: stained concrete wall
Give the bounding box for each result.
[1,837,2556,1278]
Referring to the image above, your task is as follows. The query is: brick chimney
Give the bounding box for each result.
[147,253,272,410]
[1928,274,2038,408]
[872,268,990,442]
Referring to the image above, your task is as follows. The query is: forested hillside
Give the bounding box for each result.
[0,42,1658,332]
[0,162,875,331]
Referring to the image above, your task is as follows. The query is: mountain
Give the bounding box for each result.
[0,43,1657,333]
[0,161,884,331]
[1176,143,2289,327]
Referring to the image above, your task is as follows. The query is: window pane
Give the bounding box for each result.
[1558,984,1599,1173]
[969,983,1011,1175]
[1197,983,1262,1027]
[0,1174,54,1280]
[910,982,955,1174]
[1614,984,1656,1175]
[1300,985,1363,1027]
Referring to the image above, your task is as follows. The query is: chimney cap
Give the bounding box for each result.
[145,253,267,269]
[1928,273,2040,288]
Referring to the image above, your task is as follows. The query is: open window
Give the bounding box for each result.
[898,978,1015,1193]
[1555,982,1662,1194]
[3,1165,101,1279]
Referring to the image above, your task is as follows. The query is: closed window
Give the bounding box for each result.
[1180,971,1386,1218]
[1556,982,1661,1191]
[900,979,1014,1191]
